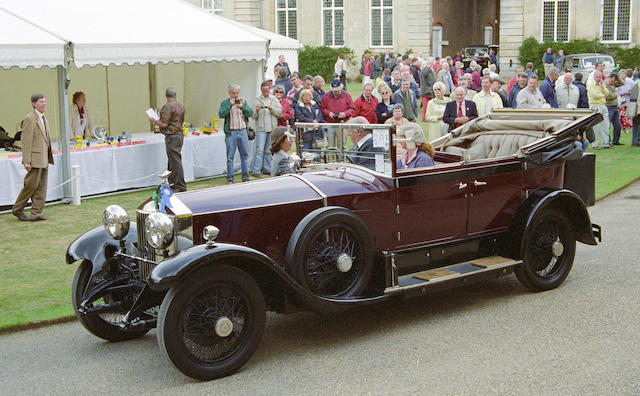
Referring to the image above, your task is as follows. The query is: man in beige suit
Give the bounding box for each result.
[12,94,54,221]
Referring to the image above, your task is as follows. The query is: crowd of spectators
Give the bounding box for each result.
[219,50,640,180]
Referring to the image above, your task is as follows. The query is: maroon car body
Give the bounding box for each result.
[67,110,602,381]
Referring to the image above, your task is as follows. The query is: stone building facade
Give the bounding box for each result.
[499,0,640,76]
[190,1,639,78]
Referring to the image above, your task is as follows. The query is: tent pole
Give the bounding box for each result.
[57,44,73,202]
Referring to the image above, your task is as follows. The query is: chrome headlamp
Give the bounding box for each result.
[103,205,130,240]
[145,212,174,249]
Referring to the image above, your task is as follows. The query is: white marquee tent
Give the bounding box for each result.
[0,0,268,201]
[224,18,301,81]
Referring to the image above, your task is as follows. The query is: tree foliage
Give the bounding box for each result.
[298,45,355,82]
[519,37,639,77]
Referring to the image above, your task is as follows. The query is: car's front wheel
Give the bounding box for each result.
[515,209,576,291]
[157,266,266,380]
[72,260,149,341]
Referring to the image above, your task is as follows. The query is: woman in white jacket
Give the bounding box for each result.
[70,91,94,138]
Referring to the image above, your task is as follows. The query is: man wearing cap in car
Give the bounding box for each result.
[320,78,356,146]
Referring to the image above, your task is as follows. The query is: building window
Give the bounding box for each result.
[322,1,344,47]
[484,26,494,45]
[371,0,393,47]
[276,0,297,39]
[602,0,631,42]
[431,25,442,59]
[202,0,223,15]
[542,0,569,42]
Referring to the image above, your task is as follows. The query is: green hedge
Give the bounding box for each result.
[518,37,639,77]
[298,45,355,82]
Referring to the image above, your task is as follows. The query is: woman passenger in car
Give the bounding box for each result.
[384,103,409,128]
[270,127,297,176]
[396,123,435,169]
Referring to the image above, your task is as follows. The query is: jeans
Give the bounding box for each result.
[632,116,640,145]
[607,105,622,143]
[225,129,250,181]
[251,131,271,175]
[590,105,610,147]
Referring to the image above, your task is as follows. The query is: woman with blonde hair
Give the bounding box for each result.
[375,83,395,124]
[396,123,435,169]
[293,89,324,149]
[424,81,452,141]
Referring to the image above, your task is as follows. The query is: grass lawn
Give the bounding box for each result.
[1,81,639,330]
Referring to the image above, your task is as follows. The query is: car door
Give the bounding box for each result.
[465,159,524,236]
[394,165,469,249]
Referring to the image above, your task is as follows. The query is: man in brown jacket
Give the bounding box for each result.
[12,94,54,221]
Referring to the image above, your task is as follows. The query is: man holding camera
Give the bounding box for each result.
[219,83,254,183]
[252,81,282,177]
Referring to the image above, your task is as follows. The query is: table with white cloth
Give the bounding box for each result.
[1,132,255,206]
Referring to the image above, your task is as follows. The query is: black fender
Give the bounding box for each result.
[507,188,600,258]
[147,243,389,314]
[66,223,140,277]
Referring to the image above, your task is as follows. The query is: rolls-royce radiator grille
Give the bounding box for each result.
[136,210,157,279]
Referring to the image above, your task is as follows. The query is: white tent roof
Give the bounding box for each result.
[0,0,268,68]
[0,8,65,69]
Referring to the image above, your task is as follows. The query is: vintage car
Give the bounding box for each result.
[462,44,499,70]
[564,53,616,77]
[67,109,602,380]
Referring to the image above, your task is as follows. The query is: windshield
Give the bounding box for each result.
[465,47,488,57]
[293,122,393,175]
[582,56,615,68]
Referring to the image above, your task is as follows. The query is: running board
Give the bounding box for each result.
[384,256,522,297]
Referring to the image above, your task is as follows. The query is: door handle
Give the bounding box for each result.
[473,180,487,186]
[458,182,467,189]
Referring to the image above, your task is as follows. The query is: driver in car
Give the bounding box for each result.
[345,116,379,170]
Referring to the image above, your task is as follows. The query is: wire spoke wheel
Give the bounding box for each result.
[181,285,248,363]
[303,224,363,296]
[287,207,374,298]
[516,209,576,291]
[158,267,265,380]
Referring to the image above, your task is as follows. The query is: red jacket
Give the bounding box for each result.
[278,97,293,126]
[320,90,356,122]
[354,94,378,124]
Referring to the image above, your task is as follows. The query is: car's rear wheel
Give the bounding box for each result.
[287,207,374,297]
[515,209,576,291]
[72,260,149,341]
[157,266,266,380]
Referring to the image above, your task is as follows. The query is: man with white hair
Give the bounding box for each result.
[454,76,476,101]
[556,72,580,109]
[345,116,378,170]
[587,70,611,149]
[443,86,478,132]
[437,62,454,95]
